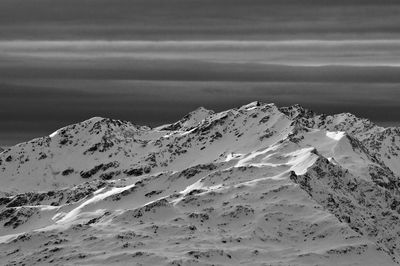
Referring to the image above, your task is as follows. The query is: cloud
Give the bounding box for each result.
[1,0,400,40]
[2,40,400,67]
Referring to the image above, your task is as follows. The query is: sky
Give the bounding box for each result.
[1,0,400,146]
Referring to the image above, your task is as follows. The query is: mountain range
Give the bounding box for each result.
[0,101,399,265]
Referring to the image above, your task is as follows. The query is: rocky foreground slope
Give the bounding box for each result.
[0,102,399,265]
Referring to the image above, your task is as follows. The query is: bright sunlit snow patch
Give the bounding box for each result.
[225,152,245,162]
[286,147,319,175]
[326,131,345,141]
[179,179,205,195]
[178,127,197,136]
[49,130,59,138]
[0,232,25,244]
[235,146,276,167]
[242,101,260,110]
[57,184,135,224]
[39,205,60,211]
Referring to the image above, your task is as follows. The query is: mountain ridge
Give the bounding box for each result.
[0,102,399,265]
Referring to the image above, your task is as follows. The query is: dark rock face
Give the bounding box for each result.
[61,168,74,176]
[290,157,400,262]
[124,166,151,177]
[0,207,37,229]
[179,164,217,179]
[0,181,106,208]
[80,161,120,178]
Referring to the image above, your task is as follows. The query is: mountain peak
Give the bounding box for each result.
[242,100,262,108]
[158,106,214,131]
[85,116,105,123]
[239,101,277,110]
[186,106,214,117]
[279,103,317,119]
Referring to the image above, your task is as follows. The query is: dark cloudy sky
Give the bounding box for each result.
[1,0,400,146]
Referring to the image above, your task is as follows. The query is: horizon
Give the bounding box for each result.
[1,101,399,148]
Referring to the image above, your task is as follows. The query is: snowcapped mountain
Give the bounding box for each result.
[0,101,399,265]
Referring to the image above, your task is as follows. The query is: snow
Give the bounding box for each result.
[326,131,345,141]
[0,102,399,265]
[0,232,24,244]
[56,184,135,224]
[286,147,319,175]
[49,130,59,138]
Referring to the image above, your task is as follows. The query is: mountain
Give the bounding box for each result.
[0,101,399,265]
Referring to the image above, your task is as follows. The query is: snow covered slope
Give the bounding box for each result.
[0,101,399,265]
